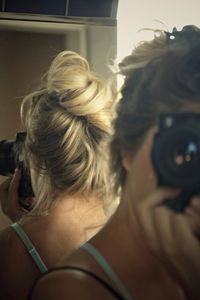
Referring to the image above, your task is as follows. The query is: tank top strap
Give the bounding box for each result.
[11,222,48,274]
[81,243,134,300]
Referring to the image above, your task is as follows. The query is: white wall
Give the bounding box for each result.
[87,25,117,79]
[118,0,200,61]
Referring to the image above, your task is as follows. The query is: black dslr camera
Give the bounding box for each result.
[152,113,200,212]
[0,132,34,209]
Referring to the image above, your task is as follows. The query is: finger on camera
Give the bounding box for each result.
[155,209,187,249]
[184,207,200,232]
[173,215,200,260]
[137,207,160,252]
[189,197,200,214]
[137,187,180,211]
[9,168,21,193]
[152,206,175,253]
[135,190,178,236]
[136,198,174,254]
[154,212,197,269]
[0,177,12,191]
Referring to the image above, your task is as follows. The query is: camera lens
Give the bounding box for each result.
[152,113,200,212]
[168,136,200,178]
[152,126,200,190]
[173,141,198,166]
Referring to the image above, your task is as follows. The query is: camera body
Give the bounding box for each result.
[0,132,34,207]
[152,113,200,212]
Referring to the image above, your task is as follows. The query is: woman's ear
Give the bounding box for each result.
[121,151,133,173]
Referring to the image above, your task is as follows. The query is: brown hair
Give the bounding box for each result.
[111,25,200,193]
[21,51,116,214]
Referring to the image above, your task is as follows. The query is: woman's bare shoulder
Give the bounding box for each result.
[0,226,22,283]
[0,226,16,253]
[29,270,76,300]
[29,267,118,300]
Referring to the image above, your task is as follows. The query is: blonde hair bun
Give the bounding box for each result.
[21,50,116,214]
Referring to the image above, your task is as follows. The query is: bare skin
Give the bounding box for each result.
[135,190,200,300]
[29,128,200,300]
[0,172,107,300]
[29,191,184,300]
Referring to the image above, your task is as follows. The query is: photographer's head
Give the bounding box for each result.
[111,25,200,202]
[25,26,200,300]
[21,51,115,214]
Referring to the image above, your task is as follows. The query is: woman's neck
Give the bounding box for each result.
[92,192,184,300]
[20,193,107,267]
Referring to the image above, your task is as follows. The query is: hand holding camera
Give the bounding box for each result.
[135,186,200,300]
[135,113,200,299]
[0,132,34,220]
[0,169,34,221]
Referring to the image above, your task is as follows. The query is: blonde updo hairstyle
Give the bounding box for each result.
[111,25,200,194]
[21,51,115,214]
